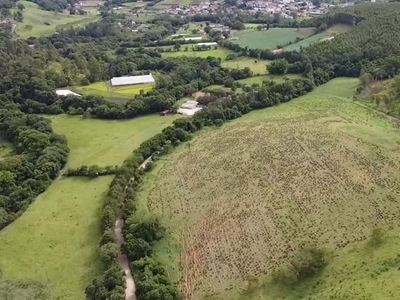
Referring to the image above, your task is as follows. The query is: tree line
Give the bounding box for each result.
[0,108,69,229]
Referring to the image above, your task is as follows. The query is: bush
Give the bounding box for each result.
[99,242,119,266]
[370,226,385,246]
[291,248,328,279]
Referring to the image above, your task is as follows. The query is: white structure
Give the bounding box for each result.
[171,33,188,37]
[184,37,202,41]
[110,74,155,87]
[177,100,203,116]
[197,42,218,46]
[56,89,80,97]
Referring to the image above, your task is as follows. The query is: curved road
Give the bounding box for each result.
[115,210,136,300]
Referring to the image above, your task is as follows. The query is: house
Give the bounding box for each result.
[184,37,202,41]
[177,100,203,116]
[56,89,81,97]
[110,74,155,87]
[197,42,218,46]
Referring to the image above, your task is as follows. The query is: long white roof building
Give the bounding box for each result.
[111,74,155,87]
[56,89,81,97]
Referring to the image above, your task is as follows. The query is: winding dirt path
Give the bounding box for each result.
[115,209,136,300]
[115,156,152,300]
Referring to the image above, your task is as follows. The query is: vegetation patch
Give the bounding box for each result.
[134,78,400,299]
[221,58,271,75]
[0,280,50,300]
[0,114,178,300]
[237,74,301,85]
[162,47,233,59]
[15,1,99,38]
[231,27,314,49]
[73,81,155,103]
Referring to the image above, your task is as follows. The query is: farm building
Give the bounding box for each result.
[110,74,155,87]
[56,89,81,97]
[177,100,203,116]
[184,37,202,41]
[197,42,218,46]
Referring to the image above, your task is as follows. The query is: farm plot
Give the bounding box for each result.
[221,58,271,75]
[135,78,400,299]
[15,1,99,38]
[231,27,315,49]
[162,47,233,59]
[0,114,178,300]
[237,74,301,85]
[284,24,352,51]
[73,81,155,103]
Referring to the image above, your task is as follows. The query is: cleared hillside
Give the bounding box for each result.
[135,78,400,299]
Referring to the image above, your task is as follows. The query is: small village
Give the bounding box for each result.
[160,0,355,19]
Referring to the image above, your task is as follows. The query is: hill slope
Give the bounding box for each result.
[135,78,400,299]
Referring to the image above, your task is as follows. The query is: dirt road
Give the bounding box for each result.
[115,210,136,300]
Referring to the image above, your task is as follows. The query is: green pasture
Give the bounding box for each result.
[285,24,352,50]
[222,57,271,75]
[237,74,301,85]
[0,114,178,300]
[231,27,315,49]
[162,47,232,59]
[73,81,155,103]
[15,1,99,38]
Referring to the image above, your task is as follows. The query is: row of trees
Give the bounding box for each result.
[64,165,118,177]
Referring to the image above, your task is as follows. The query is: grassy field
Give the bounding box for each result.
[135,77,400,299]
[237,74,302,85]
[73,81,155,103]
[154,0,201,9]
[221,58,271,75]
[0,114,178,300]
[285,24,352,50]
[162,47,233,59]
[15,1,99,38]
[231,27,315,49]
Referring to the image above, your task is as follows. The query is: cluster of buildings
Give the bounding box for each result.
[161,0,354,19]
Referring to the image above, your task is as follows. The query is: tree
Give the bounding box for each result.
[174,43,181,51]
[267,59,289,75]
[99,242,119,266]
[17,3,25,11]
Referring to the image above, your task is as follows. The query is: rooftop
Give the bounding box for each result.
[110,74,155,86]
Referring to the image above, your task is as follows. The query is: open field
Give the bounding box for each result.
[242,227,400,300]
[135,77,400,299]
[231,27,315,49]
[162,47,233,59]
[222,58,271,75]
[237,74,302,85]
[15,1,99,38]
[0,114,178,300]
[73,81,155,103]
[154,0,201,9]
[284,24,352,50]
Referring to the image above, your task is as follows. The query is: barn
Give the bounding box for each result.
[56,89,81,97]
[110,74,155,87]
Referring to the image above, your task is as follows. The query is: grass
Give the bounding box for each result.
[134,77,400,299]
[72,81,155,103]
[0,114,179,300]
[237,74,302,85]
[221,58,271,75]
[15,1,99,38]
[231,27,315,49]
[162,47,233,59]
[285,24,352,51]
